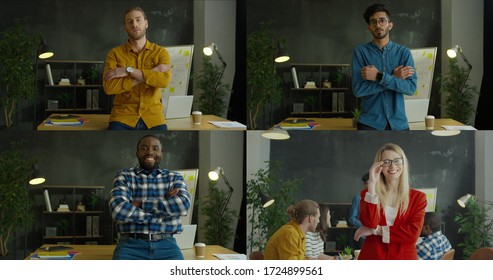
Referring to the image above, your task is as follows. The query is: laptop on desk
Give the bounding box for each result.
[174,224,197,249]
[165,95,194,119]
[405,99,429,123]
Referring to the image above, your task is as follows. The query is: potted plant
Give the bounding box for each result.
[0,18,39,128]
[436,57,479,125]
[303,96,317,112]
[338,246,353,260]
[199,180,237,248]
[246,161,301,252]
[351,107,362,128]
[247,21,286,130]
[454,197,493,259]
[85,191,100,211]
[0,141,36,256]
[332,68,346,88]
[193,56,231,117]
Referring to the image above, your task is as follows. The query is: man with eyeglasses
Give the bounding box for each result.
[351,3,417,130]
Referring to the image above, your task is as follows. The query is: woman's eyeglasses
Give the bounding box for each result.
[381,158,404,167]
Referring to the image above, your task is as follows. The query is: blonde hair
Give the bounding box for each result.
[374,143,410,215]
[287,199,319,224]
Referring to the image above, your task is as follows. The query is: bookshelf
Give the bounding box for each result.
[289,63,356,118]
[40,185,105,245]
[37,60,111,125]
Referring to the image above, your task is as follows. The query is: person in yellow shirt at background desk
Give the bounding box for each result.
[103,6,171,130]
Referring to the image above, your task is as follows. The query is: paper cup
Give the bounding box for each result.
[194,243,206,257]
[425,115,435,130]
[192,111,202,125]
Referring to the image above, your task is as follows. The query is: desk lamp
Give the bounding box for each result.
[25,162,46,256]
[447,45,472,95]
[457,194,493,208]
[33,37,54,129]
[203,43,227,96]
[249,191,274,252]
[261,128,290,140]
[208,167,234,217]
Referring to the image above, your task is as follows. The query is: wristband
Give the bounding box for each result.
[376,72,383,81]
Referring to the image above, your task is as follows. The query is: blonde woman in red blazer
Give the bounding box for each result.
[354,143,427,260]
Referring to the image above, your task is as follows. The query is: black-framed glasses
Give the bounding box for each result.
[381,158,404,167]
[369,18,389,27]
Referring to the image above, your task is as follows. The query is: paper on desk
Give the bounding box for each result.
[213,253,247,260]
[441,125,476,131]
[208,121,247,129]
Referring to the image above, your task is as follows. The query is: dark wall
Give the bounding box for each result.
[269,130,475,255]
[0,0,193,61]
[247,0,442,127]
[0,130,199,259]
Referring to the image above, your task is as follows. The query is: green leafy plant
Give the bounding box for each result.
[436,58,479,125]
[247,21,286,129]
[85,64,101,84]
[0,18,39,127]
[338,246,353,260]
[85,191,100,211]
[57,218,71,236]
[194,56,231,116]
[246,161,301,252]
[351,107,361,127]
[0,141,35,256]
[303,95,317,112]
[454,198,493,259]
[199,180,237,248]
[332,68,346,87]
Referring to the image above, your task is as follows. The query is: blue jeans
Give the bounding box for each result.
[108,118,168,130]
[112,236,184,260]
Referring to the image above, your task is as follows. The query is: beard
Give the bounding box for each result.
[127,28,146,41]
[372,28,389,40]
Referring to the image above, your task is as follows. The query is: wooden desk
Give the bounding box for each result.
[279,118,465,131]
[37,114,246,131]
[27,244,239,260]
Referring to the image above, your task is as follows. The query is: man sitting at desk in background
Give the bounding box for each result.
[109,135,191,259]
[103,6,172,130]
[416,212,452,260]
[264,199,320,260]
[351,3,417,130]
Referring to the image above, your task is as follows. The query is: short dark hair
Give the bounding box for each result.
[136,135,161,150]
[424,212,442,232]
[124,6,147,23]
[363,3,391,24]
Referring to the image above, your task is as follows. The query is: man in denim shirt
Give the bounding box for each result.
[352,3,417,130]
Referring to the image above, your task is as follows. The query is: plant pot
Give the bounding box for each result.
[352,118,358,128]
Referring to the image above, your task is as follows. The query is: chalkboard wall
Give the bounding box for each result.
[269,130,475,256]
[247,0,442,126]
[0,0,194,61]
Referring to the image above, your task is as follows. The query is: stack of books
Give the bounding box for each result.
[45,115,85,126]
[57,204,70,212]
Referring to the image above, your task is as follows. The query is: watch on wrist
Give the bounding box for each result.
[376,72,383,81]
[126,66,134,75]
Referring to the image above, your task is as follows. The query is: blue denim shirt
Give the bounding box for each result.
[352,41,417,130]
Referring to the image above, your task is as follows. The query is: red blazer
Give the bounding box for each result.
[358,188,426,260]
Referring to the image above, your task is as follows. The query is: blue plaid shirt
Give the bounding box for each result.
[416,231,452,260]
[109,166,191,234]
[352,41,417,130]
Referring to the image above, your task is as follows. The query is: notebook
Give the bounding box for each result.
[405,99,429,123]
[165,95,194,119]
[174,224,197,249]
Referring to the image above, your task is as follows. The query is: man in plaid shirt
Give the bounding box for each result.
[416,212,452,260]
[109,134,191,259]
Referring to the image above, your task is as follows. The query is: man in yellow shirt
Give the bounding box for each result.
[264,199,320,260]
[103,6,172,130]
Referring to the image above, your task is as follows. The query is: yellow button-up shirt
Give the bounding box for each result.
[103,40,171,128]
[264,220,306,260]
